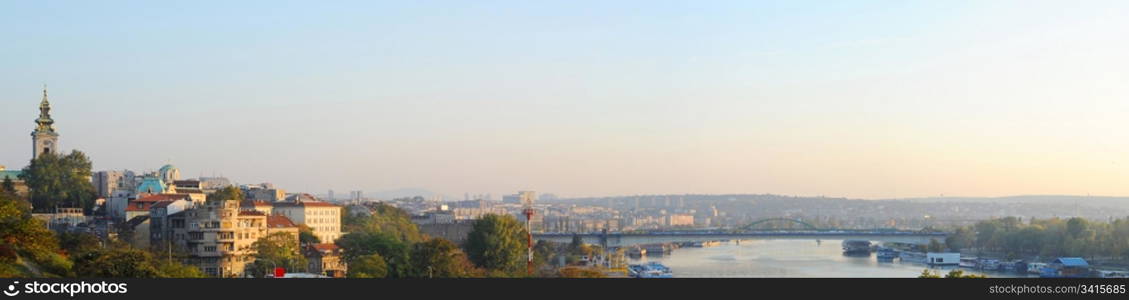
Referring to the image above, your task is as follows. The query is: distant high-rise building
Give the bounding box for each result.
[504,191,537,204]
[93,170,126,198]
[327,190,334,201]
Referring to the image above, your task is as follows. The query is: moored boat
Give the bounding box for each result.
[959,257,978,268]
[899,251,926,264]
[978,259,1000,270]
[1026,263,1047,274]
[842,240,872,254]
[628,262,674,278]
[876,247,899,261]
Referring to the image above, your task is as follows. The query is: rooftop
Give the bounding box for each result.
[1054,257,1089,267]
[274,201,339,208]
[309,243,340,252]
[266,215,297,228]
[0,170,22,181]
[151,200,185,209]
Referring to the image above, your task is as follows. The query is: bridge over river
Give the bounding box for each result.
[532,230,948,247]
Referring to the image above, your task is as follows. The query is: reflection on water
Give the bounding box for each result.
[627,239,1023,278]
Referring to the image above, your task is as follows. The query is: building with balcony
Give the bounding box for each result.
[170,199,270,277]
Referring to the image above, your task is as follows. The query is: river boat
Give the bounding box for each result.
[842,240,872,254]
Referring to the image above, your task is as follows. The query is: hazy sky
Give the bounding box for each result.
[2,1,1128,199]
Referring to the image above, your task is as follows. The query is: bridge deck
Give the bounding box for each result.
[532,231,947,247]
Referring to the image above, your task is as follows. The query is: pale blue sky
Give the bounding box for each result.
[2,1,1128,199]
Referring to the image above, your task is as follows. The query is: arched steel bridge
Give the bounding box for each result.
[740,217,821,231]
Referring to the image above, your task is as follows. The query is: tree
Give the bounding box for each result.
[348,254,388,278]
[247,232,306,277]
[156,259,205,278]
[533,240,559,269]
[1067,218,1090,239]
[0,191,71,276]
[58,232,102,256]
[945,227,975,251]
[342,203,422,243]
[19,150,97,212]
[336,231,412,278]
[73,247,163,278]
[918,269,941,278]
[1,177,14,195]
[943,269,987,278]
[927,238,945,252]
[464,214,528,275]
[206,186,243,202]
[409,238,480,278]
[298,225,321,245]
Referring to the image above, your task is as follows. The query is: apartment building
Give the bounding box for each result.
[273,201,342,243]
[169,199,270,277]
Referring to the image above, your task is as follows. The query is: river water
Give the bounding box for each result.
[626,239,1029,278]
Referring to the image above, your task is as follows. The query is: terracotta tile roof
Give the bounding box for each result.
[266,215,297,228]
[310,243,339,252]
[126,202,157,212]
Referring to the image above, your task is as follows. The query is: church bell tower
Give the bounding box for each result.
[32,86,59,160]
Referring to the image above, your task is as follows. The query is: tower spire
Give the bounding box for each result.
[36,85,54,133]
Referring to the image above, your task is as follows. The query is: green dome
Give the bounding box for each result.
[136,175,166,194]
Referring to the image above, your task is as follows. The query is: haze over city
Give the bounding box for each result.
[3,1,1128,199]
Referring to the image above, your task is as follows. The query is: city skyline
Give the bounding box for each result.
[4,1,1129,199]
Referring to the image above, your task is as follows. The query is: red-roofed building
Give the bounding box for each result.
[265,215,299,240]
[266,215,296,228]
[305,243,346,278]
[126,194,191,220]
